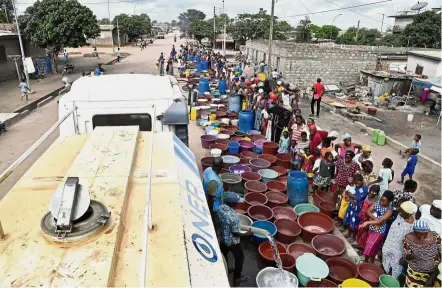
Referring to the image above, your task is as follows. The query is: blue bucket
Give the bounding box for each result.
[251,221,277,244]
[228,141,240,154]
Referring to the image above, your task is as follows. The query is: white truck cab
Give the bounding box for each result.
[58,74,189,144]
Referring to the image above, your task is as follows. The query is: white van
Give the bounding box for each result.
[58,74,189,144]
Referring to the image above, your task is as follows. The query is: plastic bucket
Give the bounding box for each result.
[237,214,253,235]
[201,134,217,149]
[294,203,320,216]
[341,278,371,288]
[258,154,278,166]
[407,114,414,122]
[211,148,222,157]
[209,143,228,154]
[239,140,255,152]
[220,173,243,193]
[256,267,299,288]
[263,142,279,155]
[201,156,214,170]
[276,153,292,169]
[379,274,400,288]
[314,190,334,206]
[227,141,240,154]
[319,201,335,217]
[250,220,276,244]
[296,253,329,286]
[258,169,279,183]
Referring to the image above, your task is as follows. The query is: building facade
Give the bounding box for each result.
[87,25,128,47]
[407,51,442,78]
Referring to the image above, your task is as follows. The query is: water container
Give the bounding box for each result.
[287,171,308,206]
[421,88,430,102]
[201,60,209,71]
[188,54,194,61]
[198,78,210,95]
[372,129,379,143]
[196,56,201,63]
[377,131,386,146]
[196,62,203,72]
[228,141,240,154]
[228,94,241,113]
[219,79,227,94]
[239,110,254,132]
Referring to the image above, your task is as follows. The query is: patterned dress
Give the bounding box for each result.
[403,232,441,287]
[364,201,392,257]
[343,186,368,231]
[335,159,360,189]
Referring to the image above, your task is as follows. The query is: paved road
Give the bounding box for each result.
[0,34,185,200]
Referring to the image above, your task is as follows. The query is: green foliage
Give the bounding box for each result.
[295,17,312,42]
[0,0,13,23]
[229,8,293,44]
[205,13,231,34]
[98,18,110,25]
[19,0,100,54]
[377,34,406,47]
[309,24,340,39]
[403,11,441,48]
[113,13,152,41]
[171,20,178,27]
[188,20,213,43]
[178,9,206,32]
[335,27,381,45]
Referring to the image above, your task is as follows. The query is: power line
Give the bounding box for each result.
[279,0,392,18]
[324,0,384,24]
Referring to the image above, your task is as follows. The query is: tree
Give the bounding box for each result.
[98,18,110,25]
[206,13,231,34]
[152,20,157,24]
[188,20,212,43]
[357,28,382,45]
[272,20,293,40]
[171,20,177,27]
[113,14,152,41]
[0,0,13,23]
[319,25,340,40]
[19,0,100,73]
[403,11,441,48]
[295,17,312,42]
[377,34,406,47]
[178,9,206,33]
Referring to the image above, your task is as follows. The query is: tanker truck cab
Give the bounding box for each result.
[58,74,189,145]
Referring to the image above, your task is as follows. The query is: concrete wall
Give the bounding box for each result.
[246,40,377,88]
[87,30,128,47]
[407,54,442,78]
[394,17,414,29]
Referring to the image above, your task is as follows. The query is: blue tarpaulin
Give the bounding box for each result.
[411,76,441,88]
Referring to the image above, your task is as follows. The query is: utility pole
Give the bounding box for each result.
[13,0,30,89]
[355,20,360,42]
[117,18,120,48]
[108,0,115,54]
[268,0,275,76]
[380,14,385,33]
[222,0,226,56]
[213,6,216,50]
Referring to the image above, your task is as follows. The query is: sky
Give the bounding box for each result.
[15,0,441,31]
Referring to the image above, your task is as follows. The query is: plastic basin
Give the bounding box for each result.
[251,220,276,244]
[266,180,287,193]
[244,180,267,194]
[270,165,287,176]
[357,263,385,287]
[201,134,217,149]
[220,129,235,136]
[241,171,261,184]
[277,176,288,184]
[272,206,297,222]
[227,141,240,154]
[379,274,400,288]
[258,154,278,166]
[221,155,240,169]
[233,202,249,215]
[306,279,338,287]
[341,278,371,288]
[201,156,214,170]
[209,143,228,154]
[319,201,336,217]
[314,190,334,206]
[249,134,266,142]
[234,130,246,137]
[254,139,268,150]
[248,205,273,222]
[249,158,271,172]
[274,219,301,244]
[276,153,292,169]
[230,136,244,142]
[256,267,299,288]
[265,191,289,208]
[280,253,296,271]
[326,257,358,284]
[229,164,252,175]
[237,214,253,235]
[312,234,346,260]
[238,140,255,152]
[296,253,329,286]
[245,193,268,207]
[241,151,258,159]
[258,169,279,183]
[216,138,230,145]
[220,173,243,193]
[258,241,286,263]
[297,212,334,242]
[287,243,316,260]
[294,203,320,216]
[262,142,279,155]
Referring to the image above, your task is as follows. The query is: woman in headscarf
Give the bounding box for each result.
[382,201,417,279]
[354,145,374,168]
[267,103,291,143]
[360,190,394,263]
[335,133,363,158]
[403,220,441,287]
[253,89,265,131]
[334,150,360,204]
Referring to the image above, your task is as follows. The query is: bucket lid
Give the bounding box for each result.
[296,253,329,279]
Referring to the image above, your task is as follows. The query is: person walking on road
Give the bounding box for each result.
[310,78,325,118]
[19,79,31,101]
[94,47,100,59]
[158,53,165,76]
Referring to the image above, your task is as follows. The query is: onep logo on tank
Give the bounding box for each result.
[173,135,228,286]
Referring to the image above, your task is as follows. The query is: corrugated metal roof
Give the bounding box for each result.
[408,50,442,61]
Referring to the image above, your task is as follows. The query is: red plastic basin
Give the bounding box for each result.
[297,212,334,242]
[357,262,385,287]
[245,192,268,207]
[270,166,287,176]
[241,171,261,184]
[215,138,230,145]
[230,136,244,142]
[258,241,286,263]
[262,142,279,155]
[241,151,259,159]
[258,154,278,166]
[276,153,292,169]
[277,176,288,184]
[272,206,297,222]
[287,242,316,260]
[274,219,301,244]
[238,140,255,152]
[319,201,336,217]
[201,156,214,170]
[306,279,338,287]
[280,253,296,271]
[244,180,267,194]
[220,129,235,136]
[233,202,249,215]
[249,158,271,172]
[266,180,287,193]
[312,234,346,260]
[209,143,228,153]
[265,191,288,208]
[314,190,334,206]
[248,204,273,221]
[201,135,217,149]
[326,257,358,284]
[248,134,266,142]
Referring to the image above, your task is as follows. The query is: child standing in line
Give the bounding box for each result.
[360,160,383,186]
[312,152,335,192]
[356,185,380,253]
[398,148,419,184]
[278,130,290,154]
[337,177,355,228]
[378,158,394,195]
[343,174,368,242]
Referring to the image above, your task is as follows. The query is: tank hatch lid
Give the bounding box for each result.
[163,98,189,125]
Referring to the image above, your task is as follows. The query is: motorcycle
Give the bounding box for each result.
[61,63,74,76]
